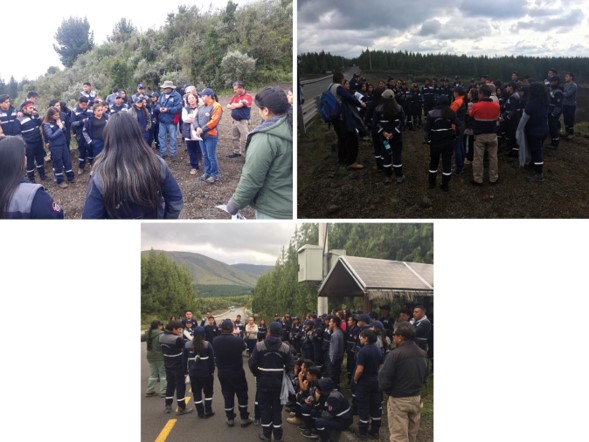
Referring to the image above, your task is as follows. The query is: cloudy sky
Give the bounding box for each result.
[141,223,300,265]
[298,0,589,58]
[2,0,256,82]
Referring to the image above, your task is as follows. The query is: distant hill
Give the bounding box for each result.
[141,250,274,297]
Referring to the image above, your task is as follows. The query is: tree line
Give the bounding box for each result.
[4,0,292,110]
[299,50,588,82]
[251,224,433,320]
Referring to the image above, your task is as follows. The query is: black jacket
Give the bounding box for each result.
[249,335,293,390]
[378,340,428,397]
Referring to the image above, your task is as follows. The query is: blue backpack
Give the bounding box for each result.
[320,84,341,122]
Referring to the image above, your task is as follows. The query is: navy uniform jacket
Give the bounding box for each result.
[249,335,293,390]
[184,340,215,376]
[159,331,185,370]
[355,343,383,383]
[212,333,246,375]
[6,182,64,219]
[0,106,21,135]
[71,106,93,138]
[42,122,67,147]
[18,114,43,145]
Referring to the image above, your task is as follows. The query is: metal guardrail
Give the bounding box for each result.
[298,96,321,134]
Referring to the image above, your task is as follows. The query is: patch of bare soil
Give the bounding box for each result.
[38,91,287,220]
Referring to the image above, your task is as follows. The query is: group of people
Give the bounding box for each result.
[325,68,578,190]
[0,79,293,219]
[143,304,433,442]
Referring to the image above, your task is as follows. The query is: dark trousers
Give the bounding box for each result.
[258,388,283,440]
[371,130,383,171]
[218,369,249,419]
[346,351,356,385]
[50,143,74,184]
[301,403,321,429]
[381,136,403,178]
[165,366,187,409]
[315,416,353,442]
[90,139,104,159]
[528,134,545,174]
[328,357,343,389]
[190,371,214,416]
[150,121,160,148]
[563,105,576,134]
[312,342,324,368]
[548,114,561,147]
[429,141,453,188]
[464,133,474,162]
[356,378,382,435]
[186,139,202,169]
[333,119,359,166]
[77,136,91,169]
[302,343,313,361]
[25,139,46,181]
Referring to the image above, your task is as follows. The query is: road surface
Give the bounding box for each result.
[300,68,358,103]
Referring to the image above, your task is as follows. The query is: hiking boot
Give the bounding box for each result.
[396,175,405,183]
[383,176,392,184]
[176,407,194,415]
[57,182,68,189]
[200,174,210,181]
[78,168,85,175]
[258,433,272,442]
[526,173,545,183]
[190,168,197,175]
[203,411,215,418]
[226,418,235,427]
[241,417,253,427]
[205,176,217,184]
[253,418,261,426]
[287,416,304,425]
[164,405,172,414]
[300,428,319,439]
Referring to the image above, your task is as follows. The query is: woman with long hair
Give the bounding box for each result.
[0,136,64,219]
[183,326,216,418]
[195,88,223,184]
[82,112,183,219]
[42,107,75,188]
[518,82,549,183]
[142,320,166,397]
[181,92,202,175]
[225,86,292,219]
[374,89,407,184]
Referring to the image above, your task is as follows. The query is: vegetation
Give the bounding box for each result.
[299,50,589,82]
[53,17,94,68]
[252,224,433,318]
[4,0,292,108]
[194,284,253,298]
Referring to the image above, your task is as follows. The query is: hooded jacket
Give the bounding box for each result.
[228,116,292,219]
[249,335,293,390]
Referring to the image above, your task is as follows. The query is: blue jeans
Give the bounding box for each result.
[199,137,219,178]
[158,122,177,157]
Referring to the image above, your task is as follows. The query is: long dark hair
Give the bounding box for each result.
[146,320,162,351]
[0,136,26,218]
[92,112,164,218]
[528,82,549,108]
[42,107,60,124]
[194,333,206,356]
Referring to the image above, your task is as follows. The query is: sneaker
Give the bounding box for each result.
[253,418,261,426]
[258,434,272,442]
[396,175,405,183]
[241,417,253,427]
[200,174,210,181]
[300,429,319,439]
[287,416,304,426]
[176,407,194,415]
[57,182,68,189]
[190,168,197,175]
[203,412,215,418]
[205,176,217,184]
[226,418,235,427]
[227,153,242,158]
[288,412,296,417]
[164,405,172,414]
[78,168,85,175]
[526,173,545,183]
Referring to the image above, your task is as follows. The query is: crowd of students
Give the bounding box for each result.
[143,305,433,441]
[0,80,293,219]
[325,68,578,190]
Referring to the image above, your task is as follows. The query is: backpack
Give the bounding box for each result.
[320,84,341,122]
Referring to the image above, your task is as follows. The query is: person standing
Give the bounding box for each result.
[129,96,151,145]
[142,320,167,398]
[157,80,183,160]
[374,89,406,184]
[181,91,201,175]
[244,316,259,355]
[195,88,223,184]
[227,81,252,158]
[410,306,431,351]
[249,321,294,442]
[518,82,549,183]
[327,316,344,390]
[204,316,220,342]
[562,72,577,139]
[42,107,75,188]
[18,101,48,182]
[71,96,93,175]
[80,82,96,105]
[378,322,428,442]
[212,319,253,428]
[184,326,216,418]
[0,95,21,136]
[159,321,194,415]
[469,84,500,186]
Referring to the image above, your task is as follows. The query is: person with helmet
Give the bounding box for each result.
[184,326,215,418]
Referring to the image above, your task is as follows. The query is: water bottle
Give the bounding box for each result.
[383,139,392,154]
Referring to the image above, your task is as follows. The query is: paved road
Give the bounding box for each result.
[300,68,358,103]
[141,313,311,442]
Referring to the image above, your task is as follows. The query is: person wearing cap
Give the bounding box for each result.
[159,321,194,415]
[80,82,96,106]
[182,319,195,341]
[0,95,21,136]
[18,101,48,183]
[327,316,344,390]
[110,93,129,115]
[562,72,577,139]
[156,80,183,160]
[469,84,500,186]
[374,89,406,184]
[129,95,151,145]
[194,87,223,183]
[227,80,253,158]
[249,321,293,442]
[546,76,564,150]
[501,82,522,157]
[148,92,160,149]
[212,318,252,428]
[225,86,292,219]
[378,322,428,442]
[0,136,64,219]
[71,96,93,175]
[133,83,146,101]
[183,325,216,418]
[301,320,314,360]
[290,316,303,356]
[424,94,463,191]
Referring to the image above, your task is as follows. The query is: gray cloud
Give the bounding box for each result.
[460,0,527,18]
[511,8,584,33]
[141,223,298,265]
[419,20,442,36]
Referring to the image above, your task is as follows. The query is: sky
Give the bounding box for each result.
[298,0,589,59]
[141,222,300,265]
[1,0,256,82]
